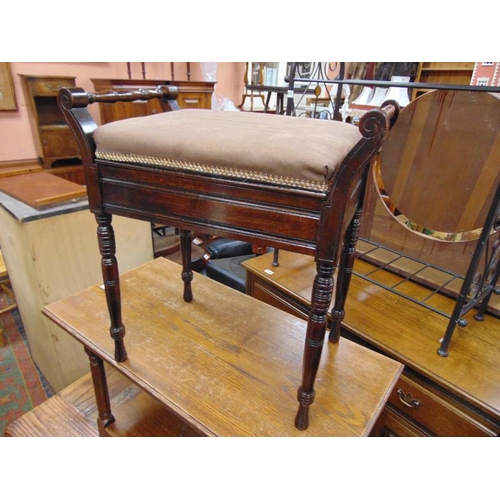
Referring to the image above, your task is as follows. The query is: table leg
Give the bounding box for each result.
[85,347,115,436]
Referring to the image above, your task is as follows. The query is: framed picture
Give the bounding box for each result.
[0,62,17,110]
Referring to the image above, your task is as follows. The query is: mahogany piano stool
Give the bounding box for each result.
[54,85,400,433]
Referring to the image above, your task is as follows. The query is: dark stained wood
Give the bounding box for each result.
[42,257,403,437]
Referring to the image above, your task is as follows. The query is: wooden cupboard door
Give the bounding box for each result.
[40,128,80,158]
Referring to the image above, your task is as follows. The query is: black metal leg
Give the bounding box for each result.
[272,248,280,267]
[180,229,193,302]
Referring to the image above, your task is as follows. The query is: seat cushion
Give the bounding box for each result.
[94,109,361,193]
[205,254,256,294]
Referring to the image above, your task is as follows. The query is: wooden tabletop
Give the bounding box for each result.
[242,250,500,423]
[43,257,402,437]
[0,171,86,209]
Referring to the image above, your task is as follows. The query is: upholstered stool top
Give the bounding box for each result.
[94,109,362,193]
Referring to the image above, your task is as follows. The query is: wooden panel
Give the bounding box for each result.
[24,76,77,96]
[4,393,98,437]
[0,172,87,208]
[43,257,403,437]
[39,127,81,158]
[0,171,86,208]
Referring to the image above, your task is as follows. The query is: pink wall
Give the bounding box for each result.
[0,62,246,163]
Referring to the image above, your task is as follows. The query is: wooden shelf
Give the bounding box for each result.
[5,368,198,437]
[412,62,475,99]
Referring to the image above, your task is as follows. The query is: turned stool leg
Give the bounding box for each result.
[329,207,363,343]
[96,214,127,362]
[180,229,193,302]
[85,347,115,436]
[295,261,335,430]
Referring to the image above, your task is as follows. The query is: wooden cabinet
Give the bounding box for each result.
[412,62,475,99]
[243,250,500,437]
[20,75,82,169]
[91,78,215,124]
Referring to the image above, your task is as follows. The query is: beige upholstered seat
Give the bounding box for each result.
[94,109,362,193]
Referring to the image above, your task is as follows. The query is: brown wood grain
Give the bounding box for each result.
[243,250,500,424]
[42,257,403,437]
[0,171,86,208]
[379,90,500,235]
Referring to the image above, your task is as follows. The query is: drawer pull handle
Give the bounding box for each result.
[397,388,421,408]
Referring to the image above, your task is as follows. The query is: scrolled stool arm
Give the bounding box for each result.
[359,100,399,140]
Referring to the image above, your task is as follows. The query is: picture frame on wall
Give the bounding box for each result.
[0,62,17,110]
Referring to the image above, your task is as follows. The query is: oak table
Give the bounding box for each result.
[41,257,403,437]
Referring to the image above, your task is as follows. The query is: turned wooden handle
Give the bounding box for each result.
[89,85,178,104]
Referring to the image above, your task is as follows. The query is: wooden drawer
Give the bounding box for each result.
[374,405,431,437]
[178,91,210,109]
[389,374,496,436]
[27,79,76,96]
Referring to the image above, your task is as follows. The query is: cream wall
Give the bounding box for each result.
[0,62,246,163]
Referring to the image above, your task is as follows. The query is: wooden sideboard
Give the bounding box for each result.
[91,78,215,124]
[243,250,500,436]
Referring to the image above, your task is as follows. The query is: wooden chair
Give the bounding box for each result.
[58,84,397,430]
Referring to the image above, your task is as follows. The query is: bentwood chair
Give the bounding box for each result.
[58,84,397,430]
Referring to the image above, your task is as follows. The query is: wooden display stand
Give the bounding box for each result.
[34,258,403,437]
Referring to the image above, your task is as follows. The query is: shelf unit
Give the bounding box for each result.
[412,62,475,99]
